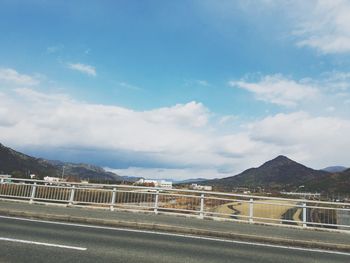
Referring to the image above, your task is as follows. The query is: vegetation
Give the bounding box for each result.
[0,143,122,182]
[214,199,297,223]
[202,155,350,194]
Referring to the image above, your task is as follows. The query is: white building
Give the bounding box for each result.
[135,178,157,185]
[158,180,173,189]
[190,183,212,191]
[135,178,172,189]
[43,176,62,183]
[0,174,12,183]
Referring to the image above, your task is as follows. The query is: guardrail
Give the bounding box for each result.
[1,178,349,231]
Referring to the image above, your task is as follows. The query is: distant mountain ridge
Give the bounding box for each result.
[176,178,207,184]
[0,143,124,181]
[321,166,348,173]
[130,178,207,184]
[2,143,349,193]
[203,155,329,191]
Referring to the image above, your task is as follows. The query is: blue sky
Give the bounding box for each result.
[1,0,350,179]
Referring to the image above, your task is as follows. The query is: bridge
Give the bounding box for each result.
[0,178,350,262]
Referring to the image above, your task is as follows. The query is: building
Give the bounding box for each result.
[135,178,157,187]
[158,180,173,189]
[190,183,212,191]
[44,176,63,184]
[0,174,12,183]
[280,191,321,198]
[135,178,173,189]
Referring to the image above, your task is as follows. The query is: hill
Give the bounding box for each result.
[203,155,328,191]
[0,143,58,178]
[321,166,348,173]
[0,143,123,182]
[305,168,350,193]
[176,178,207,184]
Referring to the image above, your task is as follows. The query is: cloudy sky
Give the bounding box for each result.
[1,0,350,179]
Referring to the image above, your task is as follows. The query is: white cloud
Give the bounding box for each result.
[219,115,238,125]
[230,74,319,107]
[195,1,350,54]
[294,0,350,54]
[1,84,350,179]
[0,68,39,86]
[0,88,213,159]
[326,106,335,112]
[248,111,350,166]
[321,71,350,92]
[145,101,209,128]
[67,63,96,76]
[0,87,269,178]
[236,0,350,54]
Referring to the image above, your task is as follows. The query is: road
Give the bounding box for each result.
[1,200,350,248]
[0,216,349,263]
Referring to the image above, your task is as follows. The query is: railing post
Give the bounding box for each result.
[249,198,254,223]
[199,193,205,219]
[0,178,4,184]
[302,202,307,228]
[154,189,159,215]
[29,183,37,204]
[110,187,117,211]
[68,185,76,206]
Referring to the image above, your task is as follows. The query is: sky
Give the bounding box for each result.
[1,0,350,180]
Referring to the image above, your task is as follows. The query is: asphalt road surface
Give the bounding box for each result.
[0,216,349,263]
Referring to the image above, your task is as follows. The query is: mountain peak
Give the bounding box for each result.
[272,155,293,162]
[260,155,295,168]
[204,155,327,191]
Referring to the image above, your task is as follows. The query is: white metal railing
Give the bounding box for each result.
[0,178,349,231]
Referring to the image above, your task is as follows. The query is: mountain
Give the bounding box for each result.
[136,178,208,184]
[203,155,328,191]
[305,168,350,193]
[175,178,208,184]
[0,143,58,178]
[321,166,348,173]
[0,143,123,182]
[44,160,123,181]
[118,176,143,183]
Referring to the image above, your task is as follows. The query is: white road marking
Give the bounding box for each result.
[0,215,349,256]
[0,237,87,251]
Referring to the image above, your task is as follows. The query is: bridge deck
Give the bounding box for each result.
[1,200,349,251]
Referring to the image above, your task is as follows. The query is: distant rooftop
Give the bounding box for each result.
[0,174,12,178]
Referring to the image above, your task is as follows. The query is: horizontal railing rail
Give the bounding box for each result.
[0,178,349,232]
